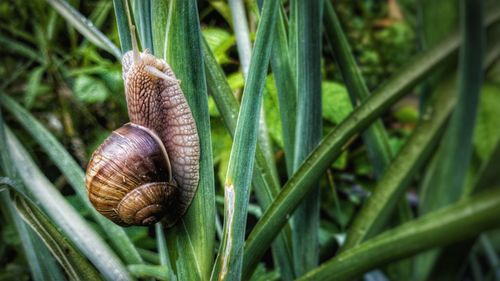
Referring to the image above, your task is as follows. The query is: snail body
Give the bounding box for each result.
[85,43,200,227]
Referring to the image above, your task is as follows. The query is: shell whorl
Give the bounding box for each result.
[122,51,200,227]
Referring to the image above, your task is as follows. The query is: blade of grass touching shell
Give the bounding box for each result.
[14,194,103,281]
[297,187,500,281]
[151,0,169,58]
[5,128,132,281]
[290,0,323,275]
[0,94,144,265]
[202,36,295,280]
[164,1,215,280]
[0,109,62,281]
[342,77,456,250]
[155,224,177,281]
[324,1,392,178]
[44,0,121,59]
[210,0,279,279]
[132,0,154,52]
[113,0,132,53]
[243,29,464,277]
[416,1,485,278]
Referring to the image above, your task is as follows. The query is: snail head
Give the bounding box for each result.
[121,24,179,88]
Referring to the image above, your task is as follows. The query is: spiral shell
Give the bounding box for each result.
[85,123,178,226]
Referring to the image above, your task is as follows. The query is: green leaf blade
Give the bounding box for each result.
[290,0,323,275]
[165,1,215,280]
[211,0,279,279]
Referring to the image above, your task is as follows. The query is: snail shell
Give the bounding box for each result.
[86,123,177,226]
[85,49,200,227]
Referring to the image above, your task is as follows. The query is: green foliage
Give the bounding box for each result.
[1,0,500,281]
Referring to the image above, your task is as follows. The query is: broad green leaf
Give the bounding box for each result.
[73,75,109,104]
[45,0,121,59]
[0,94,143,265]
[211,0,279,279]
[243,27,463,277]
[297,187,500,281]
[202,27,235,65]
[14,194,102,281]
[290,0,323,275]
[5,128,132,281]
[165,1,215,280]
[321,81,352,124]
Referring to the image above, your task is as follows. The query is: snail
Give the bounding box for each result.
[85,25,200,227]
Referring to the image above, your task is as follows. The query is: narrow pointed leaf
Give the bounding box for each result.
[165,1,215,280]
[14,194,103,281]
[211,0,279,279]
[113,0,132,53]
[290,0,323,275]
[132,0,154,52]
[45,0,121,59]
[202,36,294,280]
[0,106,68,281]
[297,187,500,281]
[151,0,169,58]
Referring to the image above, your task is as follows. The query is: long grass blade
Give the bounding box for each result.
[0,107,68,281]
[164,1,215,280]
[228,2,293,278]
[419,0,485,213]
[202,35,295,281]
[132,0,154,52]
[342,78,456,250]
[416,2,485,278]
[270,7,297,177]
[297,187,500,281]
[155,224,176,281]
[210,0,279,279]
[14,194,103,281]
[113,0,132,53]
[0,94,144,265]
[151,0,169,58]
[44,0,121,59]
[290,0,323,275]
[5,128,132,281]
[243,29,462,277]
